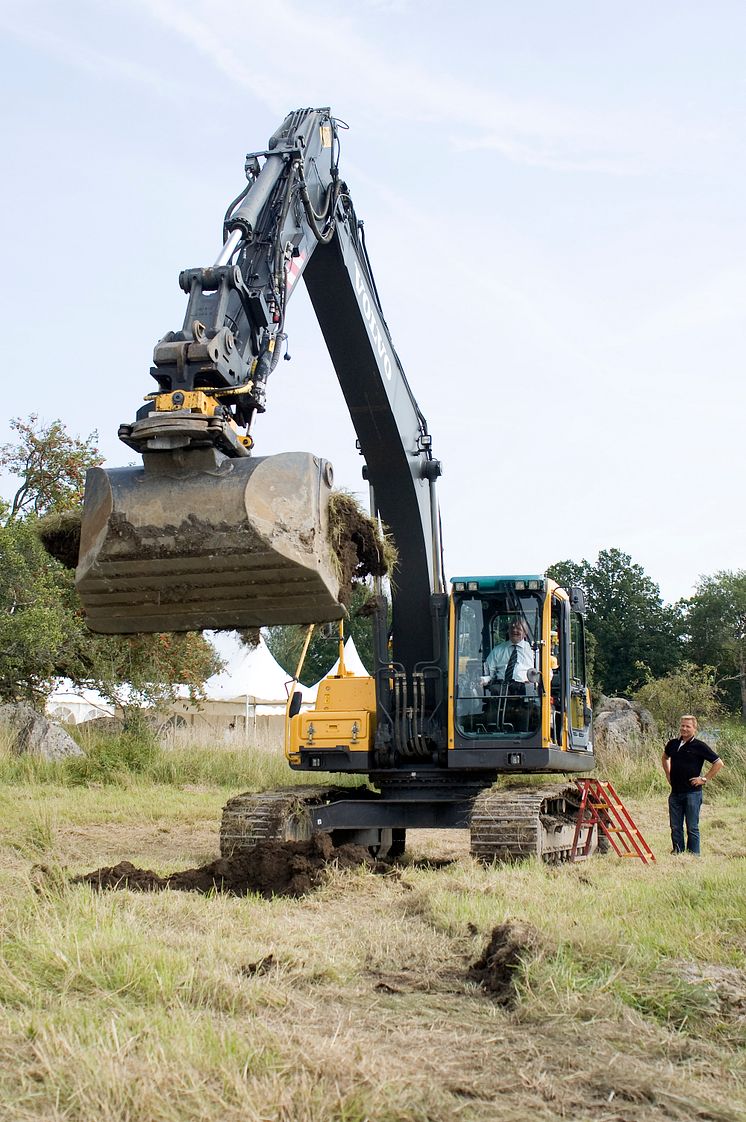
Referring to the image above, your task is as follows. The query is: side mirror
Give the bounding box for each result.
[288,691,302,718]
[570,586,586,614]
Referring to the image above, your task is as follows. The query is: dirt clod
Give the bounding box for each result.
[234,627,262,650]
[36,509,83,570]
[71,834,376,898]
[240,954,276,977]
[469,920,544,1006]
[675,961,746,1021]
[328,491,395,607]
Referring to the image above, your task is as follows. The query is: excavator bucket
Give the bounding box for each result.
[75,450,343,634]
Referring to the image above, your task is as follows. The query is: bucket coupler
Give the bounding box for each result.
[76,448,343,634]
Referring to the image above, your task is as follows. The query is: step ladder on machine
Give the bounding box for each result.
[571,778,656,864]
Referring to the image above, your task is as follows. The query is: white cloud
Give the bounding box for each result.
[3,0,726,175]
[0,5,183,102]
[137,0,708,175]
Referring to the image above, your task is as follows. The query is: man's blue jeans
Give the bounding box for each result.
[668,789,703,854]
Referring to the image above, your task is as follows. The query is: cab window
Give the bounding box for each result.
[455,592,541,738]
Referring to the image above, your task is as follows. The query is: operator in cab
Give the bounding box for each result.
[484,620,535,692]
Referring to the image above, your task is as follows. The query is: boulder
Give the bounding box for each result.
[0,703,84,760]
[594,696,656,752]
[77,715,124,738]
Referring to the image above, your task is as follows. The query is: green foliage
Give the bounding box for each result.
[63,729,160,784]
[0,515,222,707]
[686,569,746,720]
[0,518,84,702]
[0,415,101,521]
[634,662,722,738]
[0,729,365,791]
[0,415,222,709]
[87,632,222,718]
[548,548,683,696]
[264,583,379,686]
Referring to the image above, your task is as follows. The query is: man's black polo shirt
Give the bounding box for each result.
[664,736,720,793]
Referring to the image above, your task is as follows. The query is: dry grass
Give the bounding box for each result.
[327,489,398,581]
[0,763,745,1121]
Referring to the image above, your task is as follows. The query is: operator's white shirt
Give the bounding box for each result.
[485,639,535,683]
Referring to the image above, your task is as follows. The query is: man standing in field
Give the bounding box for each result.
[662,715,724,855]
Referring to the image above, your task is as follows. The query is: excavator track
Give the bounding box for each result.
[220,786,349,857]
[469,783,597,863]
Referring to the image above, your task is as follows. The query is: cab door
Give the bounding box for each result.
[549,592,570,748]
[569,608,592,751]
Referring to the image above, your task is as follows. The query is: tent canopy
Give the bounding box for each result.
[205,632,370,704]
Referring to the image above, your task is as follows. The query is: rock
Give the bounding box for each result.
[594,696,656,752]
[0,703,84,760]
[77,715,124,737]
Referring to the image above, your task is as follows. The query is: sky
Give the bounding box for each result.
[1,0,744,605]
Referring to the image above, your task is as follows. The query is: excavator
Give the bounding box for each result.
[76,107,597,862]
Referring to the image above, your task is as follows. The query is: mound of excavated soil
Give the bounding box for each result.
[469,920,544,1006]
[71,833,375,898]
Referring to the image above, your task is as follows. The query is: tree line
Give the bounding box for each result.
[548,551,745,720]
[1,416,744,723]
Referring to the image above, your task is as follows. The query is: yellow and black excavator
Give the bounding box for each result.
[77,108,597,861]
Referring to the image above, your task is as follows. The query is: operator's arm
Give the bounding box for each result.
[483,645,504,681]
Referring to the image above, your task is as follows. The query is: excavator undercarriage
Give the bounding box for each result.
[220,781,599,863]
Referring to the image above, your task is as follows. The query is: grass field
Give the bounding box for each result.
[0,731,745,1121]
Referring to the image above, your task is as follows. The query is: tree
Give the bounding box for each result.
[264,584,379,686]
[0,415,101,520]
[686,570,746,721]
[634,662,721,738]
[548,548,683,696]
[0,513,84,702]
[86,632,222,726]
[0,416,222,711]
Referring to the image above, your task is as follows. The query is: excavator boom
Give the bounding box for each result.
[76,107,440,644]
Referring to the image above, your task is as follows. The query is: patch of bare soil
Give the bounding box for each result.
[469,920,544,1006]
[71,833,377,898]
[676,961,746,1021]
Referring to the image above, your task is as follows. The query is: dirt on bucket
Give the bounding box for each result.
[35,509,83,570]
[36,490,395,623]
[469,920,544,1006]
[70,833,377,898]
[327,491,395,608]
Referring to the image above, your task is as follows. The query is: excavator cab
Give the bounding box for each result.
[449,576,593,769]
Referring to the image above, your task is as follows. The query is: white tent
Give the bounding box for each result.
[46,683,116,725]
[204,633,371,712]
[324,638,370,679]
[205,632,318,711]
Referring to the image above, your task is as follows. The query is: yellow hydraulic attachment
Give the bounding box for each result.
[146,390,254,449]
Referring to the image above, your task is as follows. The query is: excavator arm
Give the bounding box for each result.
[120,108,341,453]
[76,107,444,697]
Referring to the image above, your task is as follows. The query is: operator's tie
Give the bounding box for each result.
[504,645,518,684]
